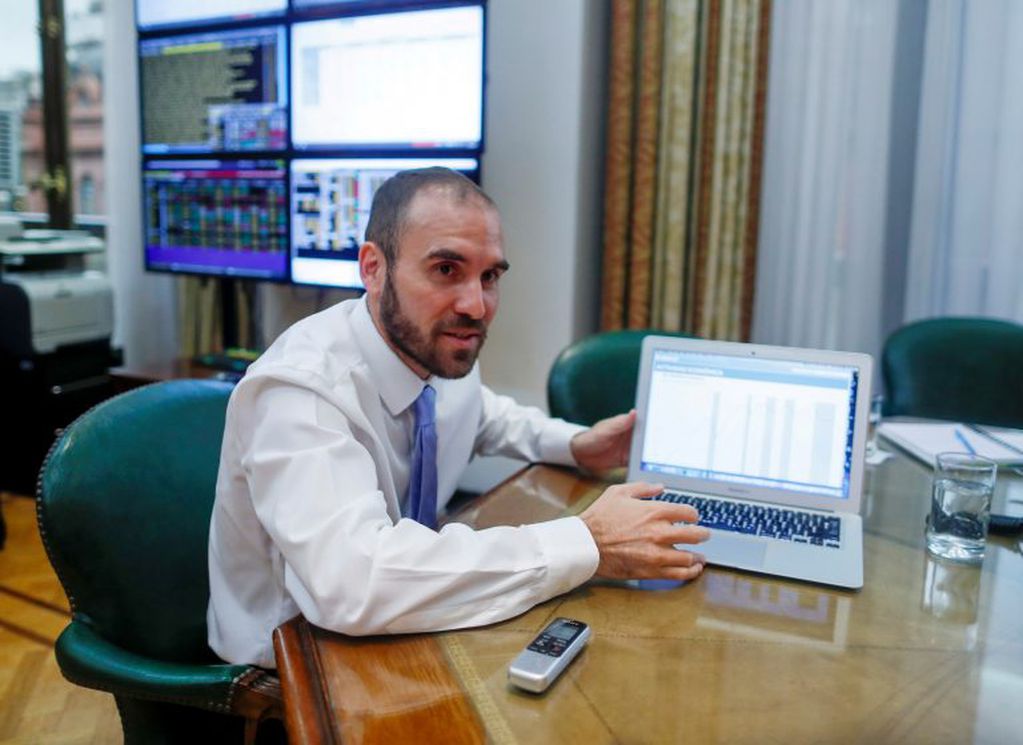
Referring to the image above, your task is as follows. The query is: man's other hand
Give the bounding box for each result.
[580,481,709,581]
[570,409,636,472]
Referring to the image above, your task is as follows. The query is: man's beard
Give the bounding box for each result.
[379,271,487,379]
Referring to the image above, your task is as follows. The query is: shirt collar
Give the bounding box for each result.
[351,295,431,416]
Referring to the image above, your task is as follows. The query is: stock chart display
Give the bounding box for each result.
[143,159,288,279]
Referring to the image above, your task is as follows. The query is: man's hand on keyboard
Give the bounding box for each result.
[580,482,710,581]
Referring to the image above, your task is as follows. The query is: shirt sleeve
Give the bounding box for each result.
[474,384,587,465]
[235,375,599,636]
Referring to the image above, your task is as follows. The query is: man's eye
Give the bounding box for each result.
[437,263,455,276]
[482,270,500,285]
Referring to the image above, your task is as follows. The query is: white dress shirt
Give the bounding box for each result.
[207,296,599,667]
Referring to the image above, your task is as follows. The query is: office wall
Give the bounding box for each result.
[104,0,177,367]
[477,0,608,409]
[104,0,608,405]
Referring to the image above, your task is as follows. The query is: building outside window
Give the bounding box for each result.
[0,3,41,216]
[0,0,105,226]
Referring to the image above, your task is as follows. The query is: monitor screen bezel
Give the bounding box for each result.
[288,3,486,154]
[287,155,482,291]
[138,24,290,157]
[140,157,292,283]
[135,0,288,32]
[134,0,488,287]
[628,337,873,517]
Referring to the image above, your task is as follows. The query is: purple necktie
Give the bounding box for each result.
[405,385,438,529]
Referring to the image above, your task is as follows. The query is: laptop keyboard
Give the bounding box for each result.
[654,491,842,549]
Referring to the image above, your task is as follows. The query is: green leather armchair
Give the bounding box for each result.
[547,329,696,426]
[881,317,1023,428]
[36,380,282,745]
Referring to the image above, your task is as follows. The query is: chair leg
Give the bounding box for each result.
[251,716,287,745]
[115,696,245,745]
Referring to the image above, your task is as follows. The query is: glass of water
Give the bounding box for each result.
[926,452,997,564]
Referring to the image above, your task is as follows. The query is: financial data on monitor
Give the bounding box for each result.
[143,159,288,280]
[141,26,287,154]
[290,157,478,288]
[136,0,287,30]
[290,6,483,150]
[640,350,858,499]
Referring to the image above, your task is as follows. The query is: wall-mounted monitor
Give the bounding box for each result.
[290,157,480,289]
[143,159,289,280]
[140,26,288,154]
[135,0,487,302]
[290,5,484,152]
[291,0,371,10]
[136,0,287,31]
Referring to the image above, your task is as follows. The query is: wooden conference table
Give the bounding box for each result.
[273,450,1023,744]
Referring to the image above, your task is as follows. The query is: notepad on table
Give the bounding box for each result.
[878,421,1023,466]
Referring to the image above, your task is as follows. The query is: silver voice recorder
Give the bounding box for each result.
[508,617,590,693]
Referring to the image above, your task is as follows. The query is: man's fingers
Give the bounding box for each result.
[662,563,706,582]
[651,546,706,568]
[612,484,703,523]
[617,481,666,500]
[611,409,636,427]
[657,503,701,524]
[599,409,636,434]
[662,523,711,545]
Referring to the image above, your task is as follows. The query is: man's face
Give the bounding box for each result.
[364,188,508,379]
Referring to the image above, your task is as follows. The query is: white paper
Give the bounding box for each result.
[877,422,1023,466]
[979,426,1023,454]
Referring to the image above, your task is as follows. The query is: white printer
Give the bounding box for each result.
[0,218,117,495]
[0,221,113,356]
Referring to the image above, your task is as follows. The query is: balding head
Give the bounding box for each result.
[364,167,496,268]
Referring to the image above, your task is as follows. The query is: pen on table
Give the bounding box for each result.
[954,428,977,455]
[967,423,1023,457]
[966,424,1023,476]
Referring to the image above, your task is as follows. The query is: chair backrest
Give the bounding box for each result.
[882,317,1023,428]
[547,329,696,426]
[38,379,235,664]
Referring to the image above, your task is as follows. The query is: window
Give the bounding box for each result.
[66,0,105,220]
[0,2,41,216]
[79,171,94,214]
[0,0,104,228]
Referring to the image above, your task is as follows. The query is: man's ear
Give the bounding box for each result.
[359,241,387,294]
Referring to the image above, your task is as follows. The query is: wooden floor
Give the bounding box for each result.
[0,493,121,744]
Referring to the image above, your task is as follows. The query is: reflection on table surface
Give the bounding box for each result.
[277,448,1023,745]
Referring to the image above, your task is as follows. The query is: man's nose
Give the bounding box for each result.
[454,280,487,319]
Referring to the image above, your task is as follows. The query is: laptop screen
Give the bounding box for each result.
[639,348,860,500]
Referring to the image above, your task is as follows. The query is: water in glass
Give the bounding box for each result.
[926,477,992,563]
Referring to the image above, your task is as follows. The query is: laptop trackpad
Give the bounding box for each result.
[697,531,768,569]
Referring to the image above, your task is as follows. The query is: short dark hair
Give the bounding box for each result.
[364,167,495,265]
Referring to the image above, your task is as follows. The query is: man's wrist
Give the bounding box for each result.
[541,420,587,466]
[527,517,599,589]
[569,431,582,465]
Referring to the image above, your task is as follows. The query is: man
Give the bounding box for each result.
[208,168,708,668]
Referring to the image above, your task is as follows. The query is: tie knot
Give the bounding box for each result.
[413,384,436,428]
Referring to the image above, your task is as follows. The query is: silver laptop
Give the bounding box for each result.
[628,337,872,589]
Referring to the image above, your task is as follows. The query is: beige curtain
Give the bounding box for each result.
[601,0,771,341]
[178,277,254,356]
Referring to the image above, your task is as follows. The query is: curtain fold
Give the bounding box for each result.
[751,0,900,362]
[905,0,1023,324]
[601,0,771,341]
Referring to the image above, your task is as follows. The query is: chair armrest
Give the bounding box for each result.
[55,620,257,714]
